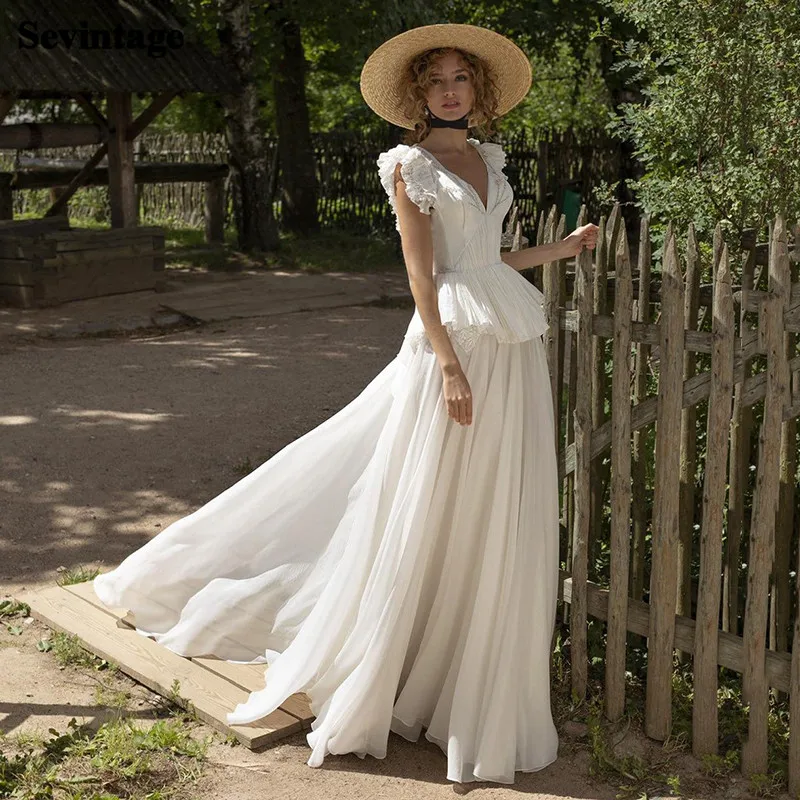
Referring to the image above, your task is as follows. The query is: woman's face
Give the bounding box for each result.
[424,50,474,120]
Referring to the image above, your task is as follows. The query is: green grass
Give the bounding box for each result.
[44,631,115,672]
[0,715,208,799]
[56,565,100,587]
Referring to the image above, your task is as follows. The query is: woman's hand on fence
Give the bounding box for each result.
[561,223,599,258]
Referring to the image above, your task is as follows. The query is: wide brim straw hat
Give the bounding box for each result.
[360,23,532,130]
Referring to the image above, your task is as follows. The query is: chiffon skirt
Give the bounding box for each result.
[93,331,561,784]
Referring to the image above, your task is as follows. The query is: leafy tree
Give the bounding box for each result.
[600,0,800,240]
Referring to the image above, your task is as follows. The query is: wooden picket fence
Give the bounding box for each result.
[536,202,800,787]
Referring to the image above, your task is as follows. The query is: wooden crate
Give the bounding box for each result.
[0,224,165,308]
[17,580,314,749]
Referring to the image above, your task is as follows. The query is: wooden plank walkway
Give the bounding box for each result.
[18,580,314,749]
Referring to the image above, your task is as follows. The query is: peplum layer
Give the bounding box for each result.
[402,260,550,355]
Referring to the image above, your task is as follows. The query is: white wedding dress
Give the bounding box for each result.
[94,137,561,784]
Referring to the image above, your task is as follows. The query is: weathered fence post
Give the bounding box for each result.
[571,204,593,702]
[724,232,757,634]
[630,215,652,601]
[590,207,613,569]
[605,220,633,721]
[543,205,566,458]
[645,225,685,740]
[770,223,798,679]
[692,235,734,757]
[677,222,701,664]
[741,215,790,776]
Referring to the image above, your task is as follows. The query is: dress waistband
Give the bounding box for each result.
[434,258,506,275]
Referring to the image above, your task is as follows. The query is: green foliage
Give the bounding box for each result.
[0,600,29,619]
[600,0,800,239]
[0,715,207,799]
[503,38,613,136]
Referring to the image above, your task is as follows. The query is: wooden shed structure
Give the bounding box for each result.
[0,0,238,306]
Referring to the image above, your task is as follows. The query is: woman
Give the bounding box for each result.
[94,23,599,788]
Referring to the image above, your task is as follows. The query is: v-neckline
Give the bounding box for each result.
[413,139,492,213]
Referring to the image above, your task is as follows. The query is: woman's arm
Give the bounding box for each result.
[393,162,461,374]
[500,223,600,271]
[500,240,570,272]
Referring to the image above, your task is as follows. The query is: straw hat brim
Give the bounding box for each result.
[360,24,532,130]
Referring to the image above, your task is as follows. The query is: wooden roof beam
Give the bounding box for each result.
[74,93,108,129]
[128,91,179,141]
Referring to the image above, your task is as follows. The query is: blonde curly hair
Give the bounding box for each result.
[399,47,501,143]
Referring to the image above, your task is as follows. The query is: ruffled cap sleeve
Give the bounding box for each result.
[474,140,507,176]
[377,144,438,232]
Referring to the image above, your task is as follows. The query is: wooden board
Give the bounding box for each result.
[18,581,315,749]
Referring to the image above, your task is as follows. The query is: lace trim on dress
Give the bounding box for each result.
[405,324,496,356]
[377,145,438,232]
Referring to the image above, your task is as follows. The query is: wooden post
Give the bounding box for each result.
[533,208,546,292]
[724,235,757,633]
[563,220,580,586]
[645,224,685,740]
[741,215,790,777]
[605,220,633,722]
[571,204,593,702]
[536,138,547,220]
[0,174,12,220]
[205,177,225,244]
[677,222,701,663]
[542,204,560,452]
[630,215,652,601]
[692,238,734,757]
[770,230,798,674]
[590,205,618,571]
[106,92,137,228]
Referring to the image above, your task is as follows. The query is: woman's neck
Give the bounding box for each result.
[419,130,471,155]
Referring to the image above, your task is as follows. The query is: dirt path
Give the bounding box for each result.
[0,291,772,799]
